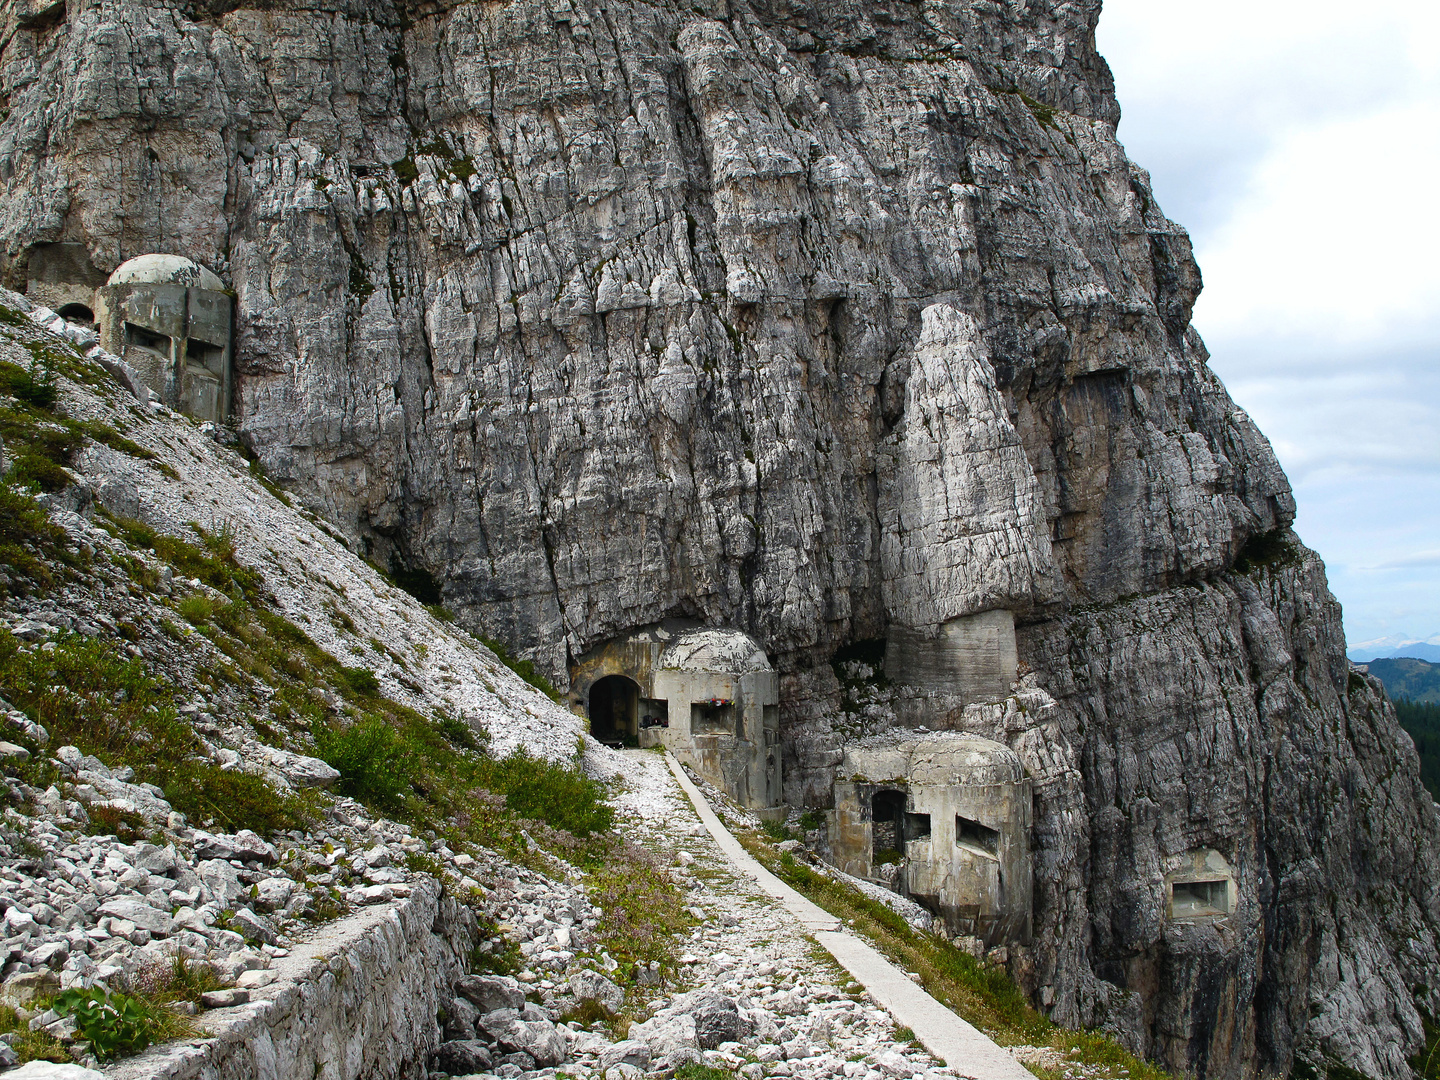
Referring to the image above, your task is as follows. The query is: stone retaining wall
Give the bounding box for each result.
[107,880,475,1080]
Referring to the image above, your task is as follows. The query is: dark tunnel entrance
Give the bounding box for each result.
[872,789,908,865]
[588,675,640,747]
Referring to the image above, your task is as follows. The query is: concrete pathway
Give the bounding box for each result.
[665,754,1035,1080]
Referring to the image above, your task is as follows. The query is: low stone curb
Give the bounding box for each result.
[105,878,471,1080]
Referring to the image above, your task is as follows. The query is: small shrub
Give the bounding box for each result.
[0,479,68,582]
[1016,90,1057,129]
[559,997,616,1028]
[339,665,380,696]
[177,594,215,624]
[470,914,523,975]
[762,819,793,843]
[50,987,185,1061]
[799,810,824,831]
[675,1061,735,1080]
[10,449,71,492]
[315,715,414,810]
[0,358,57,409]
[404,850,446,878]
[85,804,147,840]
[130,954,227,1004]
[163,760,303,834]
[393,155,419,184]
[478,750,614,836]
[435,714,479,750]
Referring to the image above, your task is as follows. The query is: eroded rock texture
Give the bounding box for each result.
[0,0,1433,1076]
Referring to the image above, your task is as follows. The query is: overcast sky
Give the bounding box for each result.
[1094,1,1440,653]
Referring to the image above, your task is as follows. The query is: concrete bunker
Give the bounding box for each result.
[570,621,782,814]
[831,732,1032,944]
[94,254,233,422]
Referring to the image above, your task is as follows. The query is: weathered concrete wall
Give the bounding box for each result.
[107,880,475,1080]
[885,610,1018,708]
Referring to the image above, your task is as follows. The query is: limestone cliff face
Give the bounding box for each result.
[0,0,1433,1076]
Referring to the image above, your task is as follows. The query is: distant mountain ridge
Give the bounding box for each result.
[1360,657,1440,704]
[1348,639,1440,664]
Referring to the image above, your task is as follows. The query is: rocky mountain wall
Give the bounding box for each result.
[0,1,1431,1077]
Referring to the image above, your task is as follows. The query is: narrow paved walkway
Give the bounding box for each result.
[665,754,1034,1080]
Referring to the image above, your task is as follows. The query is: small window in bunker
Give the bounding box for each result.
[589,674,640,747]
[56,303,94,327]
[1170,879,1229,918]
[956,815,1000,856]
[186,336,225,375]
[124,322,170,356]
[872,789,907,864]
[904,812,931,842]
[639,698,669,731]
[691,700,736,736]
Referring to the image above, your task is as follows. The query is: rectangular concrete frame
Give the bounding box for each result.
[650,665,780,810]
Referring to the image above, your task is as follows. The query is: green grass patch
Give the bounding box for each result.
[0,1002,70,1064]
[178,593,216,624]
[40,956,221,1063]
[48,985,193,1062]
[0,355,58,408]
[98,514,262,599]
[85,803,148,841]
[315,714,413,810]
[1016,91,1058,129]
[589,841,689,983]
[0,478,72,585]
[471,912,524,975]
[0,628,301,834]
[1411,1012,1440,1080]
[762,819,794,842]
[675,1063,734,1080]
[339,665,380,696]
[478,750,615,837]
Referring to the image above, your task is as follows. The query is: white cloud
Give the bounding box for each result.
[1193,107,1440,347]
[1096,0,1440,645]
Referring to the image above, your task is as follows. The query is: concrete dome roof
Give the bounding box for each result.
[107,254,223,291]
[659,628,772,675]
